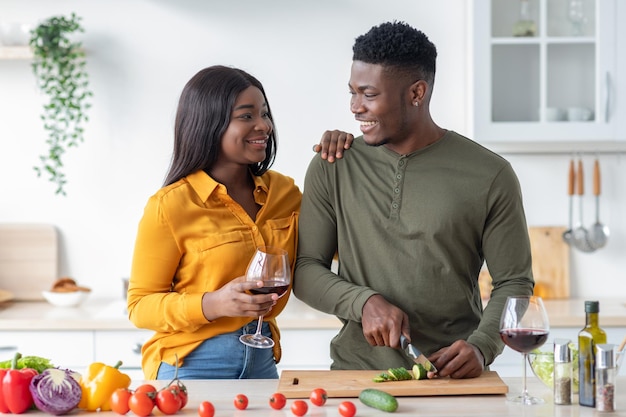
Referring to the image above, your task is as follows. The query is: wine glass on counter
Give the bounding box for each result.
[499,295,550,404]
[239,246,290,349]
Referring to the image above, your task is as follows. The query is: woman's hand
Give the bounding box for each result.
[313,130,354,162]
[201,276,277,321]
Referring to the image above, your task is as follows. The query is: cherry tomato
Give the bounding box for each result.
[155,386,182,415]
[291,400,308,416]
[338,401,357,417]
[234,394,248,410]
[269,392,287,410]
[129,391,155,417]
[110,388,133,415]
[309,388,328,406]
[135,384,158,397]
[170,381,188,409]
[198,401,215,417]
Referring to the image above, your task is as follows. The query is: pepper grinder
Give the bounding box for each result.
[595,343,616,412]
[554,339,572,405]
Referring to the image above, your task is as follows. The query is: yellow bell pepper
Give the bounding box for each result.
[78,360,131,411]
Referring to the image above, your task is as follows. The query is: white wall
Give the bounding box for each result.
[0,0,623,300]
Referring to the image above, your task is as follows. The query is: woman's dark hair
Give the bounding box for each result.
[163,65,277,186]
[353,21,437,87]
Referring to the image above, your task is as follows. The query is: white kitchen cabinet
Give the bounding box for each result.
[93,329,151,380]
[472,0,622,146]
[277,329,336,372]
[0,330,93,371]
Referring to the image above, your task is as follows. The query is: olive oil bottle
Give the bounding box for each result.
[578,300,607,407]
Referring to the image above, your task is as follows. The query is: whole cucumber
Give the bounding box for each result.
[359,388,398,412]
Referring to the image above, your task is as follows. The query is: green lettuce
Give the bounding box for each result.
[0,355,54,374]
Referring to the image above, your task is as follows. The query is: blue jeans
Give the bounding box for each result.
[156,321,279,380]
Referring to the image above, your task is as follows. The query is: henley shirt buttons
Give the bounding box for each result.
[392,203,399,209]
[394,188,400,194]
[396,174,402,180]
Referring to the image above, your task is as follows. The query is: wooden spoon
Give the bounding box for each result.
[562,159,576,245]
[618,335,626,353]
[572,159,595,252]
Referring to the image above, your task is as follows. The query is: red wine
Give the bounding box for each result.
[250,280,289,297]
[499,329,549,353]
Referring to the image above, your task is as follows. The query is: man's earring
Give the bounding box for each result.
[413,101,419,107]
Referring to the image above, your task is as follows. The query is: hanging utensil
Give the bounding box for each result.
[572,158,595,253]
[562,158,576,246]
[588,158,610,249]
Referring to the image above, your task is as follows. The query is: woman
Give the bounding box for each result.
[128,65,352,380]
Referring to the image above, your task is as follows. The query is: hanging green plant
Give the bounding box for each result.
[29,13,93,195]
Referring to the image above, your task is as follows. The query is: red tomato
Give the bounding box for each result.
[155,386,182,415]
[338,401,357,417]
[135,384,158,397]
[129,392,155,417]
[170,381,188,409]
[291,400,308,416]
[309,388,328,406]
[198,401,215,417]
[110,388,133,415]
[234,394,248,410]
[269,392,287,410]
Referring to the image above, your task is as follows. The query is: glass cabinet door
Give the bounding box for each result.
[472,0,617,143]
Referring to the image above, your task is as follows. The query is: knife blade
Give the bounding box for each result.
[400,335,438,374]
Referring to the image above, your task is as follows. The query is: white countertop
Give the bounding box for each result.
[19,376,626,416]
[0,296,625,331]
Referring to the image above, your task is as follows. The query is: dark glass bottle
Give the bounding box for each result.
[578,300,607,407]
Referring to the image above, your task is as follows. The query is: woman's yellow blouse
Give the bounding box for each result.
[128,169,301,379]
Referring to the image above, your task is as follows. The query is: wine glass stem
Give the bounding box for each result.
[521,353,529,401]
[253,315,264,337]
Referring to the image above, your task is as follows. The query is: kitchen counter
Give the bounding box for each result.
[21,377,626,416]
[1,296,625,331]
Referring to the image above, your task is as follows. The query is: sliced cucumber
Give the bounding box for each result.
[387,367,412,381]
[359,388,398,412]
[412,363,428,380]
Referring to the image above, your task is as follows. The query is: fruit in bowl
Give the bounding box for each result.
[42,277,91,307]
[529,342,624,394]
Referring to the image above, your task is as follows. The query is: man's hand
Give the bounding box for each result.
[313,130,354,162]
[361,294,410,347]
[428,340,485,379]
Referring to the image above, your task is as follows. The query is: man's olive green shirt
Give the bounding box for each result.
[294,131,534,370]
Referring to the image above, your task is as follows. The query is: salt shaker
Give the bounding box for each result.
[595,343,616,412]
[554,339,572,405]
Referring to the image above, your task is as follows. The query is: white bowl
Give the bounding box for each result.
[42,290,89,307]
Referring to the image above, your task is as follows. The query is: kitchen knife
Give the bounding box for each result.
[400,335,438,374]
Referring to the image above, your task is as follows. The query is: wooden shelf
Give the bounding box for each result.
[0,46,33,60]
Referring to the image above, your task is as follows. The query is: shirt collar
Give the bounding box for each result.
[185,169,269,203]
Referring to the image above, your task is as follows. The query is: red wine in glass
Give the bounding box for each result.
[239,246,290,349]
[249,280,289,297]
[499,295,550,405]
[500,329,549,353]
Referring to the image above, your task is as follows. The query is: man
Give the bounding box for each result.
[294,21,534,379]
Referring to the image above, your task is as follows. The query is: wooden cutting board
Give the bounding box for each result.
[0,224,58,300]
[277,370,508,398]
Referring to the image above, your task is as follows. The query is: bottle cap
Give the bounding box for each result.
[554,339,571,363]
[596,344,615,369]
[584,300,599,313]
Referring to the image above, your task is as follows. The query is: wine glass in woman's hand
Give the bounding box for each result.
[239,246,290,349]
[499,295,550,404]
